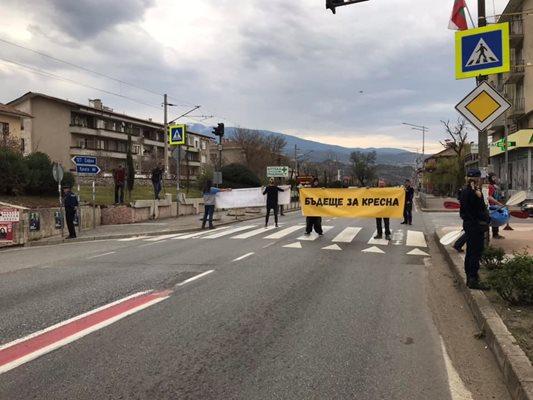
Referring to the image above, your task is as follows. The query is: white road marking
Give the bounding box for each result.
[362,246,386,254]
[332,227,361,243]
[407,248,430,256]
[406,230,427,247]
[440,337,474,400]
[297,226,333,241]
[144,233,184,241]
[322,244,342,251]
[117,236,149,241]
[87,251,116,259]
[264,225,303,239]
[368,230,390,246]
[176,270,214,286]
[391,230,404,246]
[262,242,275,249]
[139,241,165,247]
[232,252,255,261]
[202,225,256,239]
[232,226,276,239]
[283,242,302,249]
[173,226,231,239]
[0,291,153,352]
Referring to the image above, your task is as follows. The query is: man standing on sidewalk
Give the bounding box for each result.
[460,168,490,290]
[113,164,126,204]
[488,172,505,239]
[63,184,78,239]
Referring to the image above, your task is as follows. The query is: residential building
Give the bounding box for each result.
[0,103,32,152]
[486,0,533,191]
[7,92,213,183]
[422,147,460,195]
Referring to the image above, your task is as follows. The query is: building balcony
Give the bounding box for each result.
[70,145,139,156]
[504,59,525,84]
[509,18,523,47]
[507,97,525,118]
[185,160,201,167]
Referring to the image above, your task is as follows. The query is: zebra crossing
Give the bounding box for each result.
[117,224,429,255]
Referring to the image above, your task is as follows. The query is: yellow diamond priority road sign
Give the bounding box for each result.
[455,81,511,131]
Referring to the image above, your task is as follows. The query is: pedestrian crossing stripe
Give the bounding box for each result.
[296,226,333,241]
[465,38,499,67]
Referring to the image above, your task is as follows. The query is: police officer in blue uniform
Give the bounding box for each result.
[459,168,490,290]
[63,184,79,239]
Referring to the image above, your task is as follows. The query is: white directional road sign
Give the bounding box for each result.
[455,81,511,131]
[267,166,289,178]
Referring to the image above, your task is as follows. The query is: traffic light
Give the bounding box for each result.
[212,123,224,138]
[326,0,344,14]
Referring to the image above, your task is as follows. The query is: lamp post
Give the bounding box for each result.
[402,122,428,161]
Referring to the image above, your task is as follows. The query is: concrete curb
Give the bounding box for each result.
[22,208,302,248]
[435,230,533,400]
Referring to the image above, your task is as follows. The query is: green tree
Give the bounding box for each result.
[221,163,261,188]
[24,152,57,195]
[0,148,27,195]
[350,151,376,186]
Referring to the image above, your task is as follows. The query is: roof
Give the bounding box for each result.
[0,103,32,118]
[7,92,162,127]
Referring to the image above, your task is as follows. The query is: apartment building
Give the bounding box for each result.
[486,0,533,191]
[7,92,213,182]
[0,103,32,152]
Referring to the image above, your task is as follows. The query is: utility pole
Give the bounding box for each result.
[163,94,169,177]
[477,0,489,170]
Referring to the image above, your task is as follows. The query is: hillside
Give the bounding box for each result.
[187,123,420,166]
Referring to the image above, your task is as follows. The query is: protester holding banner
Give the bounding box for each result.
[263,178,284,228]
[201,180,231,229]
[374,179,391,240]
[305,178,323,235]
[401,179,414,225]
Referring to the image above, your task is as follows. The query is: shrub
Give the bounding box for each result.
[0,148,27,195]
[481,245,506,270]
[221,163,261,188]
[24,152,57,195]
[487,251,533,305]
[62,172,76,189]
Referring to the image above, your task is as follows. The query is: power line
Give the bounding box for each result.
[0,36,198,107]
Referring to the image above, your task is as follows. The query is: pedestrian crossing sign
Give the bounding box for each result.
[455,23,510,80]
[169,124,186,145]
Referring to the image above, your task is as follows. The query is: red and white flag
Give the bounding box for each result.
[448,0,468,31]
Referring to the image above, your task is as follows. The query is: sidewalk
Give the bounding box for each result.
[426,196,533,400]
[27,208,298,247]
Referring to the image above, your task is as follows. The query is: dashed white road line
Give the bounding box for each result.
[87,252,116,259]
[176,270,214,286]
[232,252,255,262]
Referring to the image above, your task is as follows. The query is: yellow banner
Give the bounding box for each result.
[300,187,406,218]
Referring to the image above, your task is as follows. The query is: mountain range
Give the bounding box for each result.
[187,123,421,166]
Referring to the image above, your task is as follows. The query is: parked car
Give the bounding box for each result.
[521,198,533,217]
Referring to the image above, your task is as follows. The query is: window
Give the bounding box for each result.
[132,144,141,154]
[201,141,206,150]
[0,122,9,136]
[201,155,207,163]
[194,139,200,149]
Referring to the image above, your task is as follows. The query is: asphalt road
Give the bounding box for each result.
[0,211,510,399]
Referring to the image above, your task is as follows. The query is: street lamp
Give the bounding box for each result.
[402,122,428,161]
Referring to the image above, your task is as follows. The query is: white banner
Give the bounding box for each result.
[215,185,290,209]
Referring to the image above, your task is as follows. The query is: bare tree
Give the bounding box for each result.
[440,118,469,193]
[350,151,377,186]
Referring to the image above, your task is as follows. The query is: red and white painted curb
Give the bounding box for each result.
[0,290,171,374]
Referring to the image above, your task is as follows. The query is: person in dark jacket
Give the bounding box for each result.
[151,163,164,200]
[374,179,391,240]
[401,179,415,225]
[63,184,78,239]
[263,178,284,228]
[460,168,490,290]
[113,164,126,204]
[305,178,323,235]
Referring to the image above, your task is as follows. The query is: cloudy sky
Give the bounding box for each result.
[0,0,509,154]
